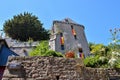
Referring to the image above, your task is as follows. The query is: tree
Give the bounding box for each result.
[3,12,49,41]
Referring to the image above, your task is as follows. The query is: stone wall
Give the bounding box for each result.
[107,68,120,80]
[2,56,110,80]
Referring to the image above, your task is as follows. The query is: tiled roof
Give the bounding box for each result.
[53,18,84,29]
[5,38,38,47]
[4,38,39,56]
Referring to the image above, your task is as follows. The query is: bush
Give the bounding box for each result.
[84,55,108,68]
[43,50,63,57]
[29,41,63,57]
[29,41,48,56]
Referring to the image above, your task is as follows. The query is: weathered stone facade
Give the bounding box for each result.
[2,56,111,80]
[49,18,90,57]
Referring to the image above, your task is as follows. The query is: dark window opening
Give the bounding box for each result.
[78,48,83,53]
[71,25,77,39]
[74,35,77,39]
[56,76,59,80]
[71,25,73,29]
[61,45,64,50]
[60,33,64,50]
[60,33,63,37]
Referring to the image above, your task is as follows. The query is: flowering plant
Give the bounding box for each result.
[65,51,75,58]
[108,28,120,68]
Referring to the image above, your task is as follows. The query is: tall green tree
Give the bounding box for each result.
[3,12,49,41]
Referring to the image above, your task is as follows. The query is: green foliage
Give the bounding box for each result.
[29,41,49,56]
[115,59,120,68]
[84,56,99,67]
[29,41,63,57]
[84,55,108,68]
[43,50,63,57]
[3,12,49,41]
[89,43,110,56]
[85,28,120,68]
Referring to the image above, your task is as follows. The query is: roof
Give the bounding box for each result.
[4,38,38,56]
[5,38,38,48]
[53,18,85,29]
[0,43,19,66]
[62,18,77,24]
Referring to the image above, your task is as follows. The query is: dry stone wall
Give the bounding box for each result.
[2,57,110,80]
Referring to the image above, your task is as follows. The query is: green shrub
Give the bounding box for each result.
[29,41,63,57]
[43,50,63,57]
[29,41,49,56]
[84,55,108,68]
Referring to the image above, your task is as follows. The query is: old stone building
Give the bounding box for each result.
[49,18,90,57]
[5,37,38,56]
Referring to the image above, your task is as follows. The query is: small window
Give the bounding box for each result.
[56,76,59,80]
[60,33,63,37]
[60,33,64,50]
[61,45,64,50]
[71,25,77,39]
[71,25,73,29]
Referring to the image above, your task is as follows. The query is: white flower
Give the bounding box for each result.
[99,56,106,62]
[115,52,120,56]
[112,51,116,54]
[108,57,117,67]
[112,51,120,56]
[112,40,117,43]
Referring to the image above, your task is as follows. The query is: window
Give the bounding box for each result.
[60,33,64,50]
[71,25,77,39]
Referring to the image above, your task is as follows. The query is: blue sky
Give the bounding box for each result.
[0,0,120,45]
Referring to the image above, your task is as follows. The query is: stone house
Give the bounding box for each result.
[49,18,90,57]
[5,37,38,56]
